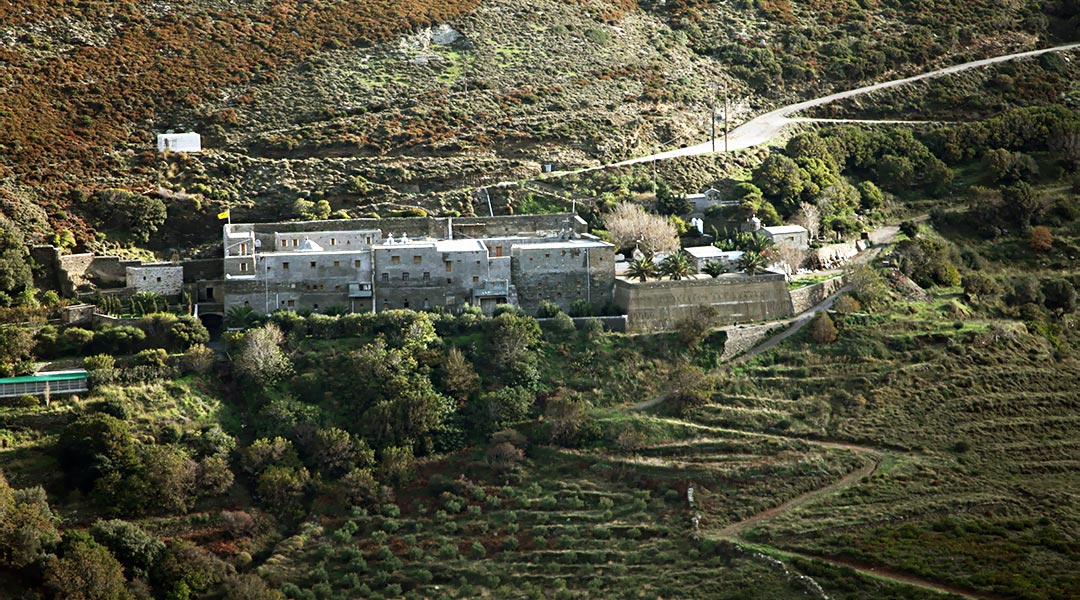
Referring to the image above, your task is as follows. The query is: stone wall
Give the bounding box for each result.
[57,253,95,295]
[59,255,142,293]
[614,272,793,334]
[720,322,785,361]
[512,243,615,315]
[126,265,184,296]
[182,258,223,283]
[30,246,63,292]
[789,274,848,314]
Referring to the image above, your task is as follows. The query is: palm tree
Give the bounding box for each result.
[737,251,768,275]
[703,261,727,278]
[742,233,775,254]
[225,305,261,330]
[660,252,695,281]
[625,256,657,282]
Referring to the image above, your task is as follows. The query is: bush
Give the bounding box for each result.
[810,312,838,344]
[84,354,116,371]
[133,348,168,368]
[536,301,562,318]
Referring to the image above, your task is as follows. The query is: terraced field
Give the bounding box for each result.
[265,430,950,599]
[697,304,1080,600]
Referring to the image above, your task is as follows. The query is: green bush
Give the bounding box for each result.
[84,354,116,371]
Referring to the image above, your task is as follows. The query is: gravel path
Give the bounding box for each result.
[524,41,1080,182]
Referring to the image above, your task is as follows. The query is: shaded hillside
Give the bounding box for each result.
[0,0,479,243]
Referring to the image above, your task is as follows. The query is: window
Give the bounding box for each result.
[413,256,422,264]
[545,253,551,258]
[156,277,162,282]
[423,272,430,282]
[281,240,287,248]
[313,304,319,310]
[366,236,372,244]
[445,261,453,273]
[472,276,479,283]
[391,255,400,264]
[293,239,298,247]
[240,243,247,254]
[287,300,295,308]
[333,261,340,268]
[403,300,410,309]
[310,261,316,268]
[240,263,248,272]
[330,238,336,246]
[282,262,289,270]
[495,246,503,257]
[354,260,362,268]
[381,273,389,283]
[403,272,410,282]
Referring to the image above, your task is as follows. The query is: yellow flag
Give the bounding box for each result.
[217,209,230,220]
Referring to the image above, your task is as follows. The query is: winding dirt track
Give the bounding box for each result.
[534,41,1080,179]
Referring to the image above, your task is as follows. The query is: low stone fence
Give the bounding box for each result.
[789,274,848,314]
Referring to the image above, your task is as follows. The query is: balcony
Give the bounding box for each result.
[472,279,509,298]
[348,282,373,298]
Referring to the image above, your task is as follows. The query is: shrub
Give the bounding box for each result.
[810,312,838,344]
[1029,226,1053,252]
[84,354,116,371]
[133,348,169,368]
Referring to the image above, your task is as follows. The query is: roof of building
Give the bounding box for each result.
[762,225,808,235]
[436,239,488,253]
[0,370,88,385]
[513,238,612,250]
[297,239,324,252]
[684,246,726,259]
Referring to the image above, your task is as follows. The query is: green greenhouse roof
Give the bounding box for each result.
[0,370,88,385]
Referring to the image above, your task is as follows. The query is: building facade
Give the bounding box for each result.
[222,214,614,317]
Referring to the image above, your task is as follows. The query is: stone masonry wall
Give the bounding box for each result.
[512,245,615,315]
[615,273,793,334]
[126,265,184,296]
[789,274,848,314]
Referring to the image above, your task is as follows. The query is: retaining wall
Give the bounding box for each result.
[789,275,848,314]
[614,273,794,334]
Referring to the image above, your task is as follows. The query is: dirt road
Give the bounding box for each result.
[537,41,1080,179]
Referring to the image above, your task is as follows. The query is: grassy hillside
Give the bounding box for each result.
[1,0,1076,254]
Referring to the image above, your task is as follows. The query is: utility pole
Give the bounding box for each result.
[724,81,730,153]
[711,82,717,154]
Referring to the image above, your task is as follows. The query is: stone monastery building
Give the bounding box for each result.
[223,213,615,316]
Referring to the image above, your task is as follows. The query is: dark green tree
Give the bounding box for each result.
[0,471,60,569]
[90,519,165,580]
[45,532,131,600]
[655,180,692,215]
[90,188,167,243]
[58,414,136,493]
[0,218,32,298]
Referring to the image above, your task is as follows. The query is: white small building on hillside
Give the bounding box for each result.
[683,246,744,272]
[157,132,202,153]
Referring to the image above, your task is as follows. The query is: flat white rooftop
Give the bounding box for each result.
[684,246,727,259]
[763,225,808,235]
[515,239,612,250]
